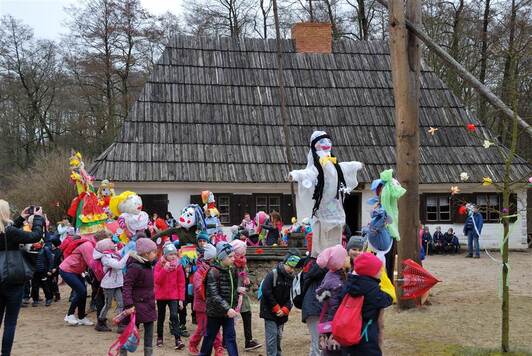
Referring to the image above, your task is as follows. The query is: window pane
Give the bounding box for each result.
[438,196,450,221]
[488,194,500,221]
[477,195,487,206]
[269,196,281,213]
[256,196,267,213]
[218,196,230,225]
[426,197,437,207]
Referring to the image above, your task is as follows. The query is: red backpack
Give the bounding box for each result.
[60,236,94,259]
[332,294,364,346]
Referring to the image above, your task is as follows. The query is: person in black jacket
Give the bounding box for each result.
[301,257,327,356]
[31,235,53,307]
[49,236,63,301]
[200,242,240,356]
[260,255,300,356]
[0,201,44,356]
[341,253,393,356]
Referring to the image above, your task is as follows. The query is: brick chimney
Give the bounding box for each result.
[291,22,332,54]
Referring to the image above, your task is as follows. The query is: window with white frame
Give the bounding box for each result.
[476,194,500,222]
[425,195,451,222]
[217,195,231,224]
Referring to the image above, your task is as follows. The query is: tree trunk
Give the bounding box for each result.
[388,0,421,309]
[478,0,490,123]
[272,0,297,217]
[357,0,369,40]
[500,41,519,353]
[324,0,339,39]
[446,0,464,96]
[500,0,517,145]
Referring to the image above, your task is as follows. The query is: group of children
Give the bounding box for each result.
[258,236,393,356]
[421,226,460,256]
[25,211,394,356]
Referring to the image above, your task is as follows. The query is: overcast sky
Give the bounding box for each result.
[0,0,183,40]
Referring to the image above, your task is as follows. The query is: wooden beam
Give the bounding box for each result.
[375,0,532,138]
[389,0,421,309]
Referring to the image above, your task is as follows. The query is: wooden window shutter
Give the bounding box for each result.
[190,195,201,205]
[509,193,518,223]
[280,194,294,224]
[419,194,426,224]
[230,194,242,226]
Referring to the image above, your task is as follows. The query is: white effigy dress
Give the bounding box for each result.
[289,131,363,257]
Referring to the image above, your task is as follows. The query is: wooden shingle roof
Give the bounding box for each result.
[90,36,530,184]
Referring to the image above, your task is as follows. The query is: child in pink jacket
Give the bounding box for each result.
[59,234,99,326]
[154,243,186,350]
[188,244,223,356]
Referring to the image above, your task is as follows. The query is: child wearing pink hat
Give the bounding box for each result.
[315,245,349,355]
[341,253,393,356]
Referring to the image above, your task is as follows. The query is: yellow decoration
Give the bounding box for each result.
[380,267,397,303]
[319,156,337,166]
[428,127,439,135]
[482,177,493,186]
[109,191,137,218]
[450,186,460,195]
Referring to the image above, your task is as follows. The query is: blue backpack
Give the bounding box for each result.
[257,268,278,301]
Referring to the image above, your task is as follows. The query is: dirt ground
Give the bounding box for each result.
[6,251,532,356]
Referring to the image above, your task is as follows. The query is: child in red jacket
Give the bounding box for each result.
[154,243,186,350]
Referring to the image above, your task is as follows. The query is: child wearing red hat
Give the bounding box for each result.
[341,252,393,356]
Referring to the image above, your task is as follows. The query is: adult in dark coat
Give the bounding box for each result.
[301,257,327,356]
[0,203,44,356]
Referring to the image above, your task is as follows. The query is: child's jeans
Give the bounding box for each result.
[156,300,180,339]
[189,311,222,351]
[100,287,123,320]
[264,319,284,356]
[119,321,153,356]
[306,316,321,356]
[200,316,238,356]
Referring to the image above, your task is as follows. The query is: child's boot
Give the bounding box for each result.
[144,346,153,356]
[175,337,185,350]
[156,336,163,347]
[95,318,112,332]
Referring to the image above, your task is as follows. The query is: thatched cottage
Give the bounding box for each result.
[90,24,530,249]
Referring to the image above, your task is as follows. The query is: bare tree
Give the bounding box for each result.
[0,16,61,166]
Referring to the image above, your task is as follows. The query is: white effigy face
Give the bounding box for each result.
[315,137,332,157]
[120,194,143,214]
[179,207,196,229]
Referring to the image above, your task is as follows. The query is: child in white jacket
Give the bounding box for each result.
[93,238,129,332]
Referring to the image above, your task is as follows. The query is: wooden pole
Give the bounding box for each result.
[389,0,421,309]
[375,0,532,138]
[272,0,297,217]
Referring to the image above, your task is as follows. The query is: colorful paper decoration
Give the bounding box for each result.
[400,259,441,300]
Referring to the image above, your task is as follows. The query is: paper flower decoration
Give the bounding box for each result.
[482,177,493,186]
[467,124,476,132]
[528,177,532,186]
[428,127,439,135]
[458,205,468,216]
[502,208,509,213]
[460,172,469,181]
[450,186,460,195]
[483,140,494,148]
